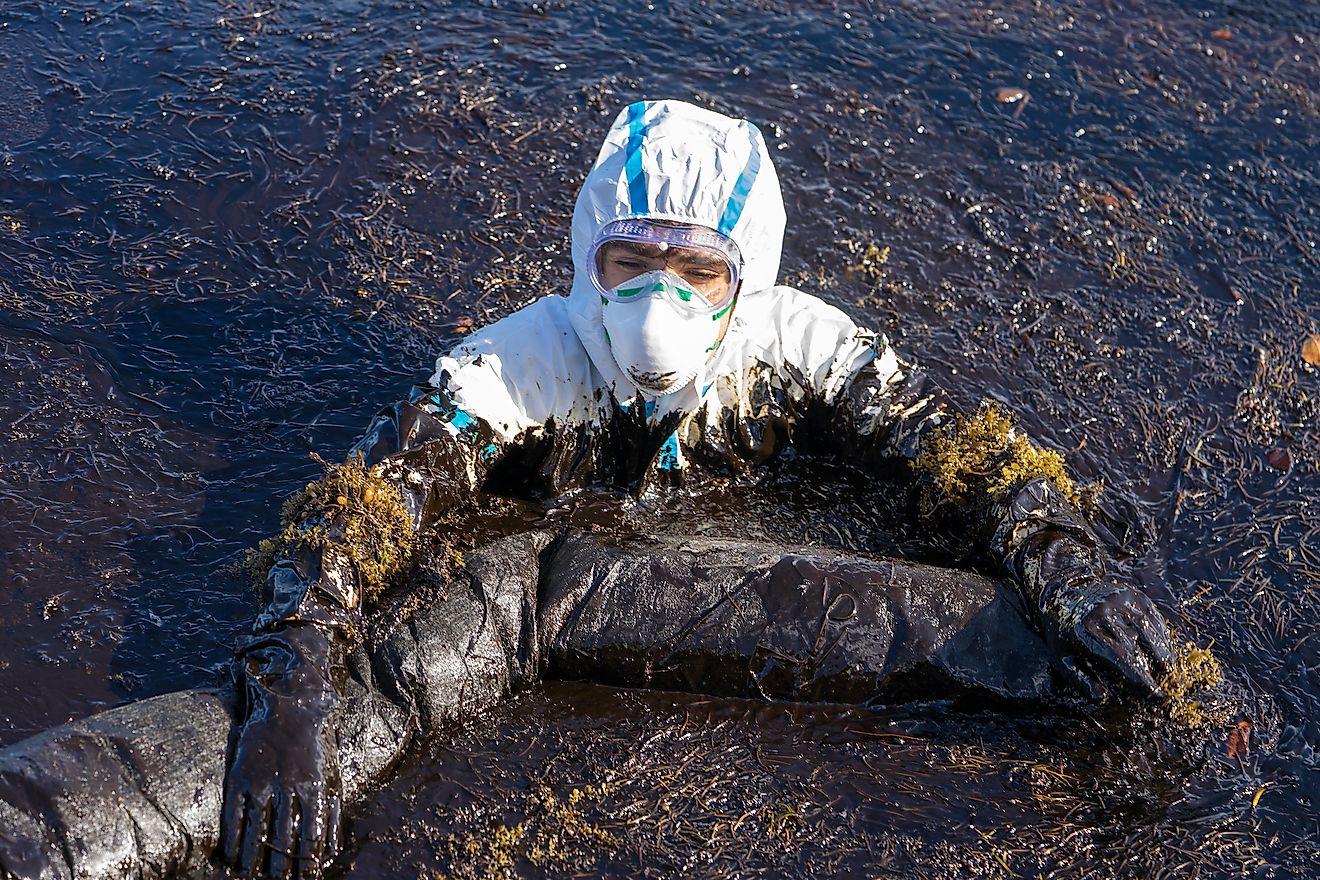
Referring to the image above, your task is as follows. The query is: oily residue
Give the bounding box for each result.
[0,0,1316,878]
[349,679,1268,879]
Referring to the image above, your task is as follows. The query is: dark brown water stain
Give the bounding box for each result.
[343,678,1278,879]
[0,0,1316,876]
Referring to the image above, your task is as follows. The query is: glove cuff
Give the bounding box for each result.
[990,478,1096,572]
[232,622,345,717]
[986,476,1119,640]
[1041,576,1127,638]
[257,549,362,634]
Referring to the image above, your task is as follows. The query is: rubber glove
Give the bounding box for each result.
[220,623,344,880]
[997,477,1174,701]
[220,548,361,879]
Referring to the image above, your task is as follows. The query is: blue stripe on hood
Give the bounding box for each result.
[717,123,763,236]
[624,102,649,215]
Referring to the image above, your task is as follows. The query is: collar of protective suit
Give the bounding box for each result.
[566,99,786,408]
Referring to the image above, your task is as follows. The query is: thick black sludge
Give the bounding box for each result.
[0,532,1053,880]
[2,0,1318,876]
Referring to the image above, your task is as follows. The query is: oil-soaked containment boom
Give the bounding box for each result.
[0,532,1055,880]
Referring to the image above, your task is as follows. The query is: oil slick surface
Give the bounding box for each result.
[0,0,1316,876]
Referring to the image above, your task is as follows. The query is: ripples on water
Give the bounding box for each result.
[0,0,1316,876]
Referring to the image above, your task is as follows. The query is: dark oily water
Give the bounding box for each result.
[0,0,1316,876]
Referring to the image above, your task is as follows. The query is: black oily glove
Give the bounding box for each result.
[221,625,344,880]
[998,478,1174,702]
[1031,536,1174,701]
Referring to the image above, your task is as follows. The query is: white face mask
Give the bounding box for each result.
[600,270,728,396]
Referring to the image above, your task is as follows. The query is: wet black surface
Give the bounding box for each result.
[0,0,1316,876]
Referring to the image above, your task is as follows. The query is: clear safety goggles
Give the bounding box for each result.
[587,219,742,314]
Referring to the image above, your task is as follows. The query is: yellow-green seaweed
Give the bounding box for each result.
[913,400,1080,509]
[436,783,619,880]
[238,454,420,608]
[842,239,890,285]
[1160,641,1224,729]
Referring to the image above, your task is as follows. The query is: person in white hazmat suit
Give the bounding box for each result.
[218,100,1176,878]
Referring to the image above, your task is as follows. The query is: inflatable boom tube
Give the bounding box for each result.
[0,532,1057,880]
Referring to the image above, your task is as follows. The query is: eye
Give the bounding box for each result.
[686,270,722,283]
[612,258,647,271]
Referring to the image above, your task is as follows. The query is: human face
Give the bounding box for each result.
[588,218,742,311]
[598,242,739,347]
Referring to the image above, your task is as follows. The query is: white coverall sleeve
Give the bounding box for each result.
[428,296,599,444]
[762,286,901,405]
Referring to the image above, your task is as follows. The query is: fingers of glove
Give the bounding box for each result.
[1139,619,1174,676]
[325,796,343,867]
[1080,612,1160,695]
[1119,649,1160,695]
[293,789,336,879]
[266,790,299,880]
[220,780,248,867]
[1106,596,1173,694]
[1080,611,1133,665]
[1129,597,1175,675]
[238,794,272,878]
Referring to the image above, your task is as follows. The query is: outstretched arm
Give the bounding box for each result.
[804,304,1173,700]
[221,374,519,879]
[222,294,597,876]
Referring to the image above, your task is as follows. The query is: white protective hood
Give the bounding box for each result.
[567,100,786,400]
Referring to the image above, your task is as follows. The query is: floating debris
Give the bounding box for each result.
[841,239,890,285]
[1303,334,1320,367]
[1226,718,1251,761]
[995,87,1029,118]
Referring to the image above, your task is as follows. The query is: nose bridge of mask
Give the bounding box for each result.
[613,269,699,305]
